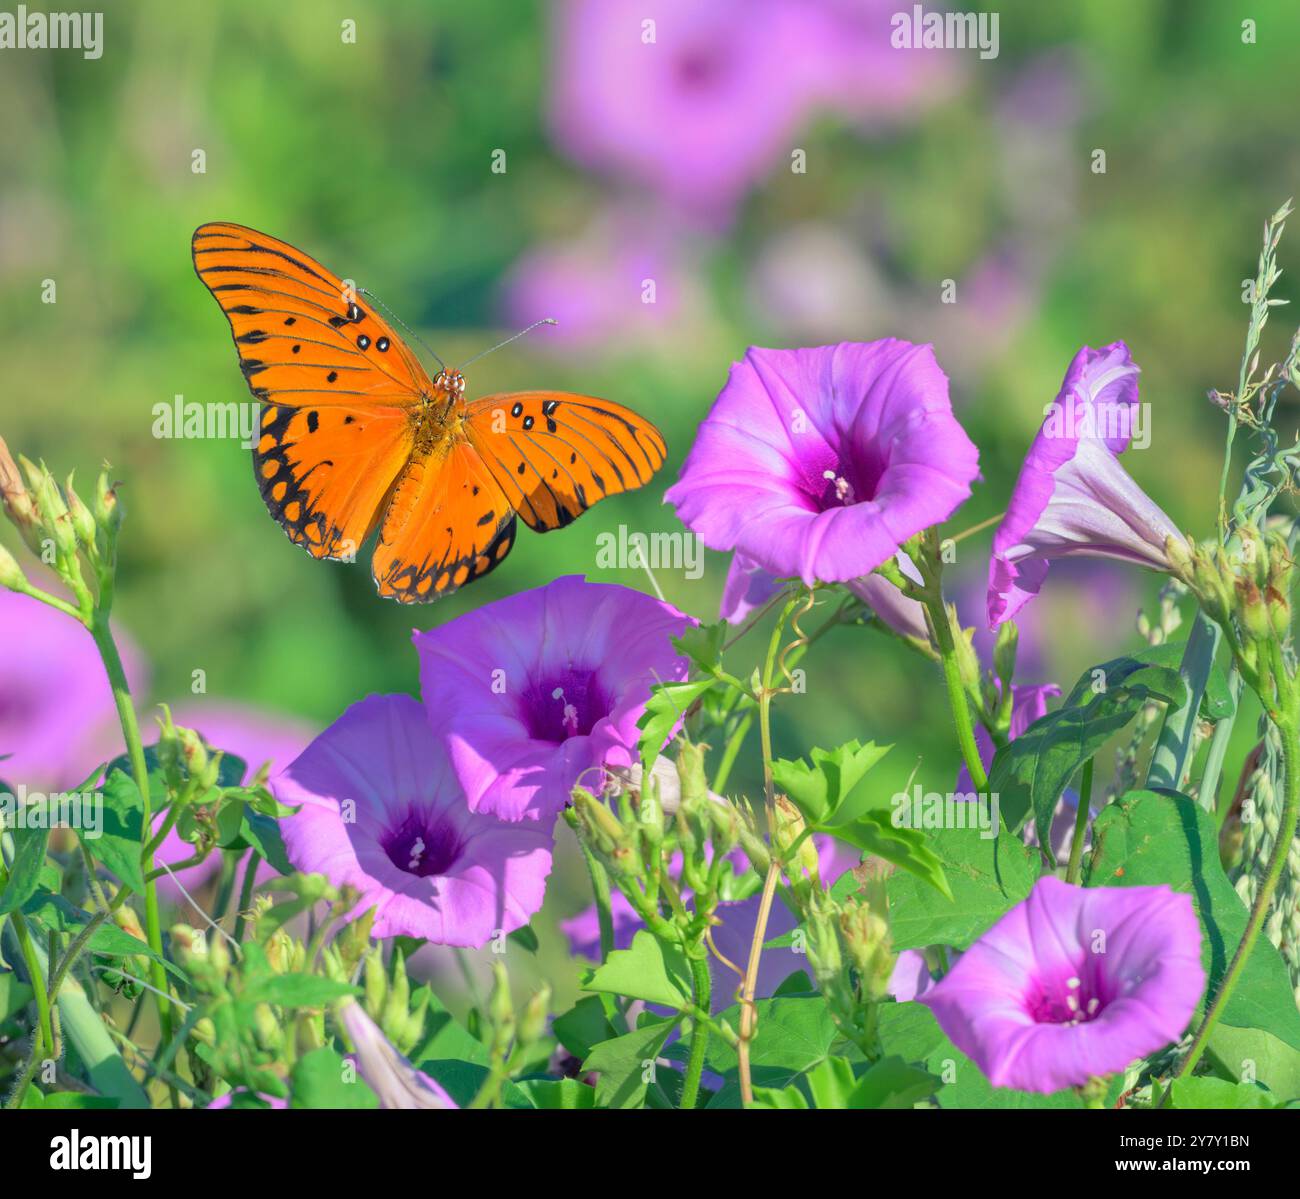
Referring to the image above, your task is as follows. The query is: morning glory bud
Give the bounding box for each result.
[0,542,26,592]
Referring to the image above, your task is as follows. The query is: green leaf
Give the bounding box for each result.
[584,929,692,1009]
[991,659,1184,846]
[771,739,891,826]
[1085,790,1300,1054]
[832,813,951,899]
[237,810,293,874]
[552,995,615,1061]
[1109,642,1235,720]
[877,1002,1082,1108]
[0,971,34,1022]
[705,995,840,1107]
[85,769,147,894]
[241,973,359,1008]
[583,1018,678,1109]
[291,1047,378,1109]
[1168,1077,1281,1109]
[20,890,187,982]
[636,679,715,774]
[0,821,49,915]
[512,1077,597,1109]
[1204,1025,1300,1103]
[671,621,728,674]
[411,988,489,1066]
[847,1055,940,1108]
[886,824,1036,950]
[508,925,540,954]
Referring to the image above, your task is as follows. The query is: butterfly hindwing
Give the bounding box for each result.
[371,437,517,603]
[256,402,413,560]
[463,391,667,532]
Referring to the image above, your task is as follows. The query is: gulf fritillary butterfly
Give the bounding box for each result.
[192,222,667,602]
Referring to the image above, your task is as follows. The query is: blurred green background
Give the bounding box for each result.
[2,0,1298,1002]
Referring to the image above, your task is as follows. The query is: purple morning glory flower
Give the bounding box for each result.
[275,694,553,948]
[921,876,1205,1093]
[988,342,1189,628]
[719,551,784,623]
[665,342,980,587]
[0,589,147,791]
[415,576,692,823]
[338,999,458,1109]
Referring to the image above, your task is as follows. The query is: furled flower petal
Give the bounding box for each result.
[666,342,980,587]
[846,551,929,641]
[920,876,1205,1093]
[275,695,553,948]
[338,999,458,1109]
[988,342,1189,627]
[720,551,783,622]
[415,576,692,823]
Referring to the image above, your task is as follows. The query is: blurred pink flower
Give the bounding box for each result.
[0,589,146,792]
[548,1,956,223]
[501,212,697,348]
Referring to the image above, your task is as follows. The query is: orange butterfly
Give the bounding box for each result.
[192,222,667,602]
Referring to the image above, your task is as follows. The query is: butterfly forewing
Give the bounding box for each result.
[463,391,667,532]
[192,222,431,407]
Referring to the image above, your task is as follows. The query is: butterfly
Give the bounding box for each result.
[192,222,667,602]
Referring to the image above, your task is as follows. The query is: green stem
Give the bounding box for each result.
[1147,614,1221,791]
[924,594,987,791]
[711,712,753,794]
[1173,715,1300,1083]
[680,955,712,1110]
[232,850,262,944]
[10,912,54,1058]
[736,597,797,1107]
[1065,758,1094,885]
[578,839,616,963]
[1202,668,1244,819]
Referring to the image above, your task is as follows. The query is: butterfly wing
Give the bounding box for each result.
[193,222,428,559]
[371,436,517,603]
[462,391,667,531]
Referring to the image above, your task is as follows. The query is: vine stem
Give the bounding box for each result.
[923,592,988,791]
[1065,758,1094,885]
[1173,714,1299,1083]
[88,615,176,1105]
[680,955,712,1110]
[736,597,797,1107]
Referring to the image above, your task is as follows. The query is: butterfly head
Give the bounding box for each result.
[433,369,467,399]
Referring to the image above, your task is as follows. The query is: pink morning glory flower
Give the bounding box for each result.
[275,695,552,948]
[665,342,981,587]
[719,551,784,623]
[920,876,1205,1093]
[987,342,1190,628]
[415,576,692,823]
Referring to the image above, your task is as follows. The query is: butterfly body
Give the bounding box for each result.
[193,223,666,602]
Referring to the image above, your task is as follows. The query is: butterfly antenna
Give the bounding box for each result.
[356,287,445,370]
[457,318,557,371]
